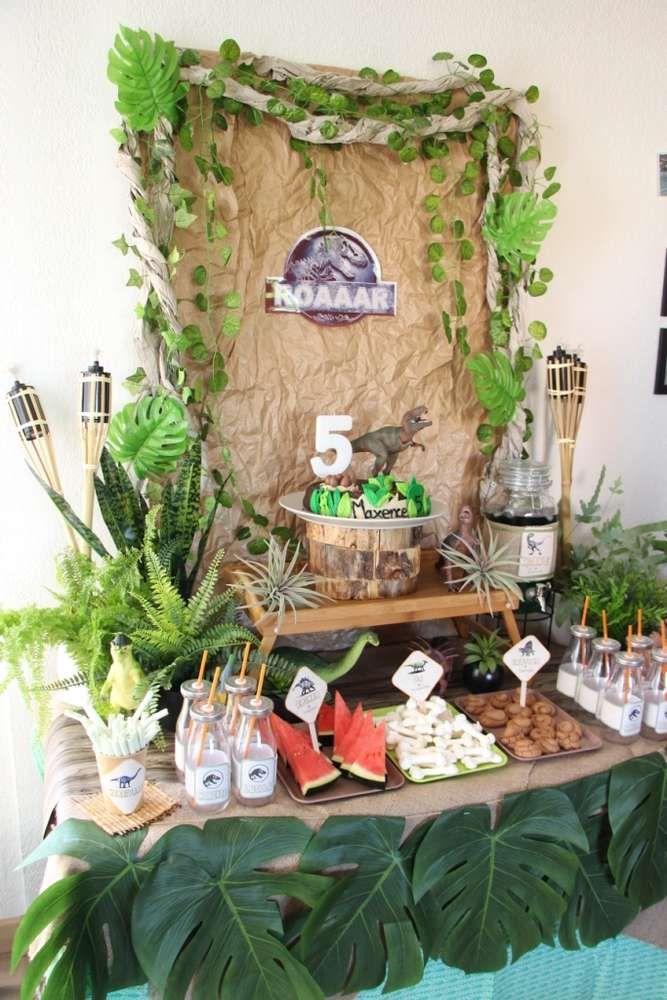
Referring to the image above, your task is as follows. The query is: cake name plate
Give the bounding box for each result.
[280,492,446,529]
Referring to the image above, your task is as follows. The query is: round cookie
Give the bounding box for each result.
[512,737,542,758]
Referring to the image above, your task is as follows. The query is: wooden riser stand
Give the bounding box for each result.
[227,550,522,659]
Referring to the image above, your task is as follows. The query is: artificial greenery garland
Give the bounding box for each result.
[13,752,667,999]
[107,28,560,550]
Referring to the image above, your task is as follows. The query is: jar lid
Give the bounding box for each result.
[614,651,643,669]
[181,678,211,699]
[224,675,257,695]
[652,648,667,664]
[570,624,596,639]
[238,695,274,718]
[190,700,224,722]
[499,460,552,492]
[592,637,621,652]
[631,635,654,649]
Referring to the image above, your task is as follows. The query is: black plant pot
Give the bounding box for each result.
[158,688,182,733]
[463,661,505,694]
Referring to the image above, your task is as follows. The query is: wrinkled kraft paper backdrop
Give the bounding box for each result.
[173,67,490,556]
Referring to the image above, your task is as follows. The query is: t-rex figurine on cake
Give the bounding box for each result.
[304,407,433,521]
[350,405,432,476]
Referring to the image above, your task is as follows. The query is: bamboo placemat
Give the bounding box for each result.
[76,782,179,835]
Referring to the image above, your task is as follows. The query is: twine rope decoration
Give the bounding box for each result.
[116,51,543,470]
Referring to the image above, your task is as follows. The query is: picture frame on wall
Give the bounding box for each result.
[654,329,667,395]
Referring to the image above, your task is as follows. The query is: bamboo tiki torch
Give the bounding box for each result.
[80,361,112,557]
[546,346,588,567]
[6,380,79,551]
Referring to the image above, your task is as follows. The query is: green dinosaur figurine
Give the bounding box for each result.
[236,630,380,695]
[99,634,146,712]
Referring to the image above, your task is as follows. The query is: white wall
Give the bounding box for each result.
[1,0,665,914]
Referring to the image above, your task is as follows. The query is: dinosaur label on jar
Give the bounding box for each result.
[194,758,230,805]
[265,227,396,326]
[517,526,556,579]
[237,756,277,799]
[99,757,146,815]
[619,700,644,737]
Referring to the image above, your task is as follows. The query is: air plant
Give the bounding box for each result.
[233,537,331,629]
[437,527,522,613]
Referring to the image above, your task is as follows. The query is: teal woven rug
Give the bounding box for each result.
[106,935,667,999]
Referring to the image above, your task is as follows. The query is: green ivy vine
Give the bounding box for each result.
[108,27,560,543]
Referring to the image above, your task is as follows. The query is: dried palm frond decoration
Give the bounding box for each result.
[6,380,79,551]
[546,345,588,566]
[437,527,522,613]
[233,537,332,630]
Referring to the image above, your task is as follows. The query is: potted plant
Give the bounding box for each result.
[462,629,508,693]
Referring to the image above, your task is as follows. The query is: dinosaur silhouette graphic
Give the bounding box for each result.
[629,707,641,721]
[409,661,427,674]
[526,533,544,555]
[249,766,269,781]
[520,641,535,657]
[203,771,222,788]
[295,677,316,696]
[110,768,141,789]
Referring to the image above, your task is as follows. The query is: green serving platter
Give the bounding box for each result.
[373,703,508,783]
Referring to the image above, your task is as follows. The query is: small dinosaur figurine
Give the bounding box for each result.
[436,506,479,590]
[232,631,380,695]
[100,634,146,713]
[350,406,432,476]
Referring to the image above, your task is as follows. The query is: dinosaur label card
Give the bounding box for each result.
[503,635,551,706]
[392,651,443,702]
[285,667,327,749]
[97,753,146,815]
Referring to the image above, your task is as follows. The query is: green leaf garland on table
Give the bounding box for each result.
[107,395,190,479]
[466,351,526,427]
[482,192,557,268]
[12,820,151,1000]
[558,772,638,949]
[108,26,188,132]
[297,816,426,996]
[131,818,329,1000]
[412,788,587,973]
[607,751,667,909]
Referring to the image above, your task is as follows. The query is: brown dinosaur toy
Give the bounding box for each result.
[350,406,432,476]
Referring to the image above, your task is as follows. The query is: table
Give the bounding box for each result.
[225,550,523,657]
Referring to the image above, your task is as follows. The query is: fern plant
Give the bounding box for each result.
[129,509,257,686]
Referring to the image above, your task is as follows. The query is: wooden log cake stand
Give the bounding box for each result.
[306,520,422,600]
[226,550,522,658]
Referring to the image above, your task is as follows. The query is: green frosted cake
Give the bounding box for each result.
[304,472,431,521]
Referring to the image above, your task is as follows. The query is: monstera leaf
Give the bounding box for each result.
[298,816,426,996]
[108,26,188,132]
[108,395,189,479]
[482,192,557,267]
[131,818,328,1000]
[607,752,667,909]
[466,351,526,427]
[412,789,587,974]
[12,820,151,1000]
[559,773,638,949]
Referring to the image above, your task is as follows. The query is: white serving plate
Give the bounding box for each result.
[279,491,447,530]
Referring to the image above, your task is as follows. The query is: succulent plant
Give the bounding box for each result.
[437,526,522,613]
[233,537,331,628]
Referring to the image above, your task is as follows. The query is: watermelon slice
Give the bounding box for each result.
[333,701,364,763]
[270,714,340,795]
[341,712,375,769]
[332,691,352,760]
[346,720,387,785]
[316,702,335,738]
